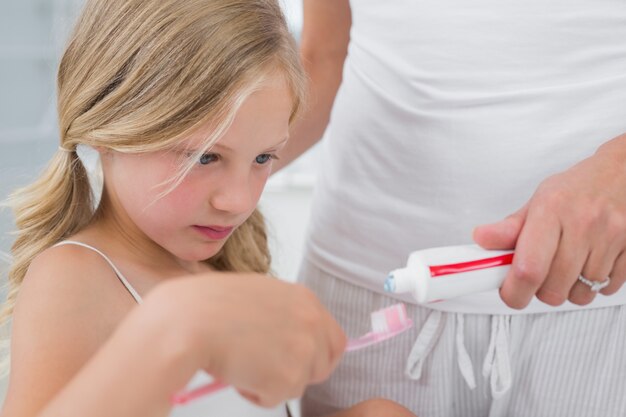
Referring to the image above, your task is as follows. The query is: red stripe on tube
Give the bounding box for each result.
[429,253,514,277]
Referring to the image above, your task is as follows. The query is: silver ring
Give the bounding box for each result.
[577,275,611,292]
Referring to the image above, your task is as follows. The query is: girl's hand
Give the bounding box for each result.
[143,273,347,407]
[473,133,626,309]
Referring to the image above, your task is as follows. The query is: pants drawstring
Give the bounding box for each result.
[406,311,513,398]
[455,313,477,389]
[405,310,445,379]
[482,315,512,398]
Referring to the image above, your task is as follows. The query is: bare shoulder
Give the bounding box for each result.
[2,243,137,416]
[15,243,136,331]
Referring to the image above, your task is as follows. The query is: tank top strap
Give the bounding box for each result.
[53,240,143,304]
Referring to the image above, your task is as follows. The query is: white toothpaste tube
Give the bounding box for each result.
[384,244,514,303]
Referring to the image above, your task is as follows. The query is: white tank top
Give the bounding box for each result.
[306,0,626,314]
[55,241,288,417]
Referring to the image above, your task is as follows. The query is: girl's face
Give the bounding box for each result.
[102,73,292,263]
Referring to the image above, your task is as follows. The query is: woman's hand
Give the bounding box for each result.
[144,273,347,407]
[473,133,626,309]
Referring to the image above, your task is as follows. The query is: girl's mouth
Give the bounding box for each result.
[192,225,234,240]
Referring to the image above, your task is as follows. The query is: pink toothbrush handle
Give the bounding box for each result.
[171,380,228,405]
[346,332,381,351]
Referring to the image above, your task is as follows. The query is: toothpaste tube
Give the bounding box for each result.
[384,244,514,303]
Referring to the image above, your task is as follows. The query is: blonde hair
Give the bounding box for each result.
[0,0,306,375]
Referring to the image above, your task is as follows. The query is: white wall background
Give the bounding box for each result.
[0,0,317,413]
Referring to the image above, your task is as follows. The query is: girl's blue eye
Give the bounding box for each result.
[255,154,274,164]
[199,153,218,165]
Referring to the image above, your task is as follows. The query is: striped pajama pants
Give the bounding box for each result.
[298,259,626,417]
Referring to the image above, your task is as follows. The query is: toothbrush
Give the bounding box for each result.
[171,380,229,405]
[345,302,413,351]
[384,244,514,303]
[171,303,413,405]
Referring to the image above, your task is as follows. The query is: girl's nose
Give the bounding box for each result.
[209,171,254,215]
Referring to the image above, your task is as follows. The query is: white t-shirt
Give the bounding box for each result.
[305,0,626,314]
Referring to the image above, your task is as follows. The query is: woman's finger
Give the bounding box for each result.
[500,204,560,309]
[538,226,588,306]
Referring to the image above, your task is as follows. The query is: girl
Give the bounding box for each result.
[0,1,416,416]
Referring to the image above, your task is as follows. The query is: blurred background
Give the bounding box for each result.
[0,0,319,410]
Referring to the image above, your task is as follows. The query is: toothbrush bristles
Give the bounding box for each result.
[371,303,409,333]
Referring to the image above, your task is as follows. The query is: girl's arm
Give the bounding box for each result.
[272,0,351,172]
[1,246,345,417]
[37,302,196,417]
[0,246,195,417]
